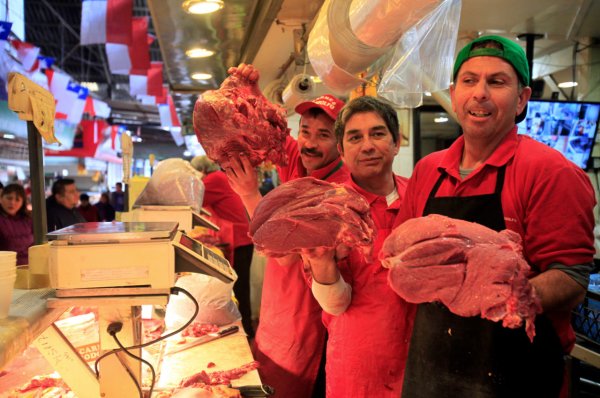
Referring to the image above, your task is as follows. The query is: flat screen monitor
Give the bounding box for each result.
[516,99,600,169]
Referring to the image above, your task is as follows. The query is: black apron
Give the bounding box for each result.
[401,166,565,398]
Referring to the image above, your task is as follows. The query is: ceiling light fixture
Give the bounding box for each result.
[186,47,215,58]
[434,116,449,123]
[182,0,224,15]
[81,81,99,91]
[558,81,578,88]
[192,72,213,80]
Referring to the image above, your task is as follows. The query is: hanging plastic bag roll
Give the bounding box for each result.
[327,0,442,75]
[307,0,365,95]
[378,0,462,108]
[281,74,316,110]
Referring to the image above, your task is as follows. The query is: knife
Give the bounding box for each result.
[233,384,275,397]
[165,325,240,356]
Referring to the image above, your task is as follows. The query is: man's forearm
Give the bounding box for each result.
[238,190,262,218]
[530,269,587,312]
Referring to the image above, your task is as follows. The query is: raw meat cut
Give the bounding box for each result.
[380,214,541,341]
[193,68,289,168]
[155,384,241,398]
[182,322,220,338]
[250,177,375,257]
[4,374,76,398]
[179,361,260,387]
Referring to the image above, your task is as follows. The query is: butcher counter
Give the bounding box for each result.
[0,288,261,397]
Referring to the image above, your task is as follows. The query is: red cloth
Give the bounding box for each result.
[0,213,33,265]
[253,140,350,398]
[318,176,416,397]
[77,204,99,222]
[202,170,252,248]
[397,126,596,353]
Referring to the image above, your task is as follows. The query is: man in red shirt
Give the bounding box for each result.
[226,64,348,398]
[397,36,595,397]
[303,96,416,397]
[192,155,255,338]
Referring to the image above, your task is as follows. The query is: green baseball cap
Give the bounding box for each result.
[453,35,530,123]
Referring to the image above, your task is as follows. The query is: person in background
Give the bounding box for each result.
[0,184,33,265]
[95,192,116,222]
[111,182,125,212]
[46,178,85,232]
[77,193,99,222]
[302,96,416,397]
[396,35,595,398]
[191,155,255,338]
[258,171,275,196]
[226,63,348,398]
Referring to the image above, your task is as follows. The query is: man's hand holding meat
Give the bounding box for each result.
[225,153,261,218]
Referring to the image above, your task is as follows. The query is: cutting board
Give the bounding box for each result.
[155,321,260,389]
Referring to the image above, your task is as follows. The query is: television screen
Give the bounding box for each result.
[516,100,600,169]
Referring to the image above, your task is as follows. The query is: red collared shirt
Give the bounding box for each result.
[398,126,596,351]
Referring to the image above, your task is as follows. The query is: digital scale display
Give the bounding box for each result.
[173,231,236,283]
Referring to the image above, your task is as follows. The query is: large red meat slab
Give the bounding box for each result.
[250,177,375,258]
[380,214,541,341]
[193,69,289,168]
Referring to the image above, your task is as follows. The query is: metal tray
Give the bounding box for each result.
[46,221,179,243]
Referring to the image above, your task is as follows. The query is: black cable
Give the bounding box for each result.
[111,331,155,398]
[93,286,199,381]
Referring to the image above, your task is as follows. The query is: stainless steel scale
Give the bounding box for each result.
[47,221,236,293]
[45,221,238,397]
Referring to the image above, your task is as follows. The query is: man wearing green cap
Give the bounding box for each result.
[394,36,595,397]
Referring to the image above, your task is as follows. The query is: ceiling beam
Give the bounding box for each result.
[238,0,286,64]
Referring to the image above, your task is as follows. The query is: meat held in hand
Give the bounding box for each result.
[250,177,375,257]
[380,214,542,341]
[193,67,289,168]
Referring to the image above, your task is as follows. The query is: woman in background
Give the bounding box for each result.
[0,184,33,265]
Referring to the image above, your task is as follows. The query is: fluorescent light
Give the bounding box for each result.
[186,47,215,58]
[192,72,213,80]
[558,81,578,88]
[424,91,432,96]
[434,116,449,123]
[182,0,224,15]
[3,134,15,139]
[81,81,99,91]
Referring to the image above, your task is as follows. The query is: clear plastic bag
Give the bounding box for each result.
[165,273,241,330]
[133,158,205,213]
[378,0,462,108]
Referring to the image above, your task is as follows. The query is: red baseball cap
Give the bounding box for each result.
[294,94,345,121]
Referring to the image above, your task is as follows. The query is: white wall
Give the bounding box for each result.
[393,109,414,178]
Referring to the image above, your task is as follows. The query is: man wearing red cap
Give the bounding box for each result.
[226,63,348,398]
